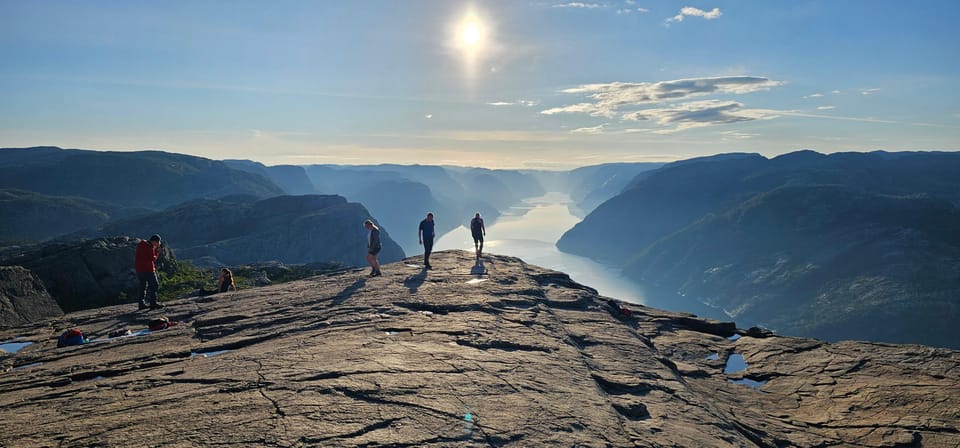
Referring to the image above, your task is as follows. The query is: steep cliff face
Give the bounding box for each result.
[0,251,956,447]
[0,266,62,326]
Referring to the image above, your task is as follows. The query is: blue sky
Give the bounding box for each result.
[1,1,958,168]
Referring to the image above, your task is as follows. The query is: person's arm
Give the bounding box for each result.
[418,222,423,245]
[482,219,486,235]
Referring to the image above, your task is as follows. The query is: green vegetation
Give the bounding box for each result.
[156,259,346,302]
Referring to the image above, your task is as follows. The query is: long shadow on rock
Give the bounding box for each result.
[404,268,427,293]
[333,278,367,305]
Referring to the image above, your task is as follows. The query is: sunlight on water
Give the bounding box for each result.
[436,192,647,304]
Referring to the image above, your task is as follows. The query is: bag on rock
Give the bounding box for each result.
[57,328,86,347]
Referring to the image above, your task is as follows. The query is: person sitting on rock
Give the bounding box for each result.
[135,234,164,310]
[218,268,236,293]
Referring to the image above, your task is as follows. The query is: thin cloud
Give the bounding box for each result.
[622,100,781,133]
[637,8,650,13]
[861,88,881,95]
[487,100,539,107]
[816,106,836,110]
[571,124,607,134]
[552,2,604,8]
[666,6,722,24]
[541,76,782,118]
[804,93,824,98]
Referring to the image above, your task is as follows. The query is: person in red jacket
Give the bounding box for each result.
[135,234,164,310]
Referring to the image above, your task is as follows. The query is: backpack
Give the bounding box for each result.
[148,317,170,331]
[57,328,86,347]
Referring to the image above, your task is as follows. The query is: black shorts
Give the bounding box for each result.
[368,247,381,256]
[472,233,484,243]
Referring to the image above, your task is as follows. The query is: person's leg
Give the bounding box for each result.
[478,236,484,257]
[137,272,149,309]
[473,237,479,257]
[372,254,381,275]
[366,253,376,275]
[146,272,161,308]
[423,238,433,268]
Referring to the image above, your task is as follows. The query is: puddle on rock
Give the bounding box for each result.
[723,354,748,374]
[0,341,34,354]
[13,362,43,371]
[728,378,767,390]
[728,334,742,341]
[705,353,719,361]
[191,350,231,358]
[466,278,488,285]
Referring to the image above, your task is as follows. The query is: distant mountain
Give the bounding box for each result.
[564,162,664,216]
[559,150,960,348]
[224,160,317,195]
[302,164,551,250]
[0,189,149,243]
[0,147,284,210]
[89,194,404,267]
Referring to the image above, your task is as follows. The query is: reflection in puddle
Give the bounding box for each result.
[728,378,767,390]
[705,353,719,361]
[728,334,742,341]
[404,264,422,268]
[723,354,748,374]
[191,350,231,358]
[13,362,42,371]
[466,278,488,285]
[0,341,33,354]
[385,331,399,336]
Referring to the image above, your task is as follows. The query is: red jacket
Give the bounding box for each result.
[135,240,158,273]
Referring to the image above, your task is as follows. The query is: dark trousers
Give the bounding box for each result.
[423,237,434,266]
[138,271,159,306]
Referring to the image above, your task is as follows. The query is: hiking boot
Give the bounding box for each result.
[138,302,148,310]
[149,303,165,310]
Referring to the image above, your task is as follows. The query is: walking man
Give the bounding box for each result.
[471,212,486,259]
[418,212,435,269]
[364,220,382,277]
[135,234,164,310]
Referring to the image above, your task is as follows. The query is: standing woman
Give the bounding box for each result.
[364,219,383,277]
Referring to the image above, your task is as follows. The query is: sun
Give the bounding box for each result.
[462,21,481,47]
[457,13,486,51]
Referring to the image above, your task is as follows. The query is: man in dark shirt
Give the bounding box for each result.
[418,212,435,269]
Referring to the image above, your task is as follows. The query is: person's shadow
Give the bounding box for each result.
[333,278,366,305]
[404,267,428,293]
[470,259,486,276]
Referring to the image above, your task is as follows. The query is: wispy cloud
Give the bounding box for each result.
[571,124,607,134]
[486,100,539,107]
[621,100,781,133]
[541,76,782,118]
[552,2,604,8]
[719,130,759,140]
[803,93,824,99]
[860,88,881,95]
[816,105,835,110]
[666,6,722,24]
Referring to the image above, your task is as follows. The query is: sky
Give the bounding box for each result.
[1,0,959,169]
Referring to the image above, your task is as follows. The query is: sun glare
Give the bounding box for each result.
[462,20,482,47]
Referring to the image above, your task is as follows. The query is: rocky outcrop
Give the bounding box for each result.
[0,266,62,326]
[0,251,955,447]
[0,237,172,312]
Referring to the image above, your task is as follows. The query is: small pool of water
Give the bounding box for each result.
[723,354,748,374]
[728,334,742,341]
[191,350,231,358]
[728,378,767,390]
[13,362,42,371]
[0,341,33,354]
[705,353,719,361]
[466,279,488,285]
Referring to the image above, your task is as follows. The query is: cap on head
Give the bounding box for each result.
[149,234,162,242]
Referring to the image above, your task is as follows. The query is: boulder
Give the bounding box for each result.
[0,266,62,326]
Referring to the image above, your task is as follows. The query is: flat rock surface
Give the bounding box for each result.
[1,251,957,447]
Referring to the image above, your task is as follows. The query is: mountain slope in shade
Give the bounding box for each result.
[558,150,960,348]
[0,147,284,210]
[91,195,404,267]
